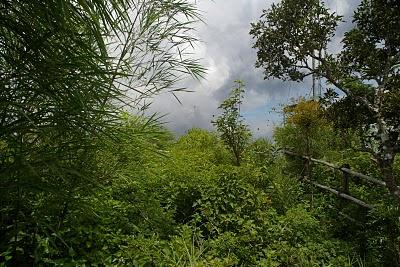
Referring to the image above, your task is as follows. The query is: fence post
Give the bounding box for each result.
[303,156,314,209]
[304,157,309,179]
[341,164,350,195]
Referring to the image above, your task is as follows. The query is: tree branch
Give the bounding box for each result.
[308,53,377,115]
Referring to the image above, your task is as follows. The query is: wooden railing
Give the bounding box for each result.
[282,150,390,209]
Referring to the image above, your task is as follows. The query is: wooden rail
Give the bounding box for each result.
[283,150,377,209]
[283,150,386,187]
[306,179,374,209]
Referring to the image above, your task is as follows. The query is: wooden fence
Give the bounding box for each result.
[283,150,391,210]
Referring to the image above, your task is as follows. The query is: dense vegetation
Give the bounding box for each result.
[1,0,399,266]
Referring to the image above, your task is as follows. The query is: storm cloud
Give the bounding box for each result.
[150,0,361,138]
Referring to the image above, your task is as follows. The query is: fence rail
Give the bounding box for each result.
[306,179,374,209]
[283,150,386,187]
[282,150,381,209]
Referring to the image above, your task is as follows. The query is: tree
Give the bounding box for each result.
[212,80,251,166]
[279,98,327,156]
[250,0,400,201]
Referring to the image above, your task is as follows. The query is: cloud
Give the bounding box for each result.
[150,0,361,138]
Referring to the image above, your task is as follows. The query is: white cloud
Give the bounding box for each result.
[150,0,360,138]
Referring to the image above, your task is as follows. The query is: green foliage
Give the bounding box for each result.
[266,166,304,214]
[2,0,399,265]
[251,0,400,200]
[212,80,251,166]
[250,0,341,81]
[365,203,400,266]
[0,0,204,265]
[154,129,230,224]
[275,98,345,158]
[173,128,231,166]
[1,118,375,265]
[248,138,275,167]
[193,169,270,238]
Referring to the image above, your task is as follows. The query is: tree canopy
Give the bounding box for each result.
[250,0,400,200]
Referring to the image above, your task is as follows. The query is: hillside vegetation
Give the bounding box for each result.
[1,0,399,266]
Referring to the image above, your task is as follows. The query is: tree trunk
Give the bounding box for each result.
[375,109,400,202]
[234,149,241,166]
[380,161,400,201]
[377,146,400,202]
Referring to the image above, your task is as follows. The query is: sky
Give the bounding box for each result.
[150,0,361,139]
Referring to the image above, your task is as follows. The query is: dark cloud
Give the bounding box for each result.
[151,0,361,138]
